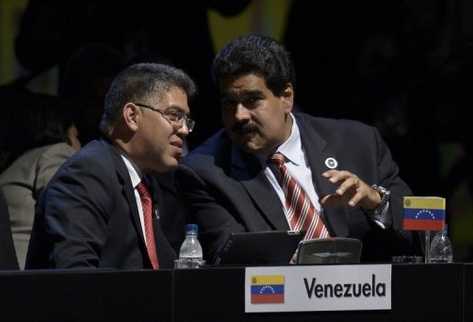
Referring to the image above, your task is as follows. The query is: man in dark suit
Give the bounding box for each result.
[26,63,196,269]
[177,34,419,263]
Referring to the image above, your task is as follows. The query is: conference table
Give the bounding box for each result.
[465,263,473,322]
[0,263,469,322]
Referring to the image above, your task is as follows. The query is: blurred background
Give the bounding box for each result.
[0,0,472,260]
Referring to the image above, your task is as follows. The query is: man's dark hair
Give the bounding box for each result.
[100,63,196,134]
[212,34,295,96]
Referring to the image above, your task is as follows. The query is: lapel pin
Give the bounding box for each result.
[324,157,338,169]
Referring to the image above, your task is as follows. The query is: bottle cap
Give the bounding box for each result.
[186,224,198,234]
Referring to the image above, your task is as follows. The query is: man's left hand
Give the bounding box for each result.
[320,170,381,210]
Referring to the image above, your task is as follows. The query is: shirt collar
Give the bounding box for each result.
[275,113,304,166]
[120,154,143,189]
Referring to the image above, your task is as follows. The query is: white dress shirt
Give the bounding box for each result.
[121,155,148,244]
[262,113,323,226]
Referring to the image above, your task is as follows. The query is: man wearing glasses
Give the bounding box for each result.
[26,63,196,269]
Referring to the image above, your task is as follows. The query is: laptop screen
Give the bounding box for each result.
[214,230,303,266]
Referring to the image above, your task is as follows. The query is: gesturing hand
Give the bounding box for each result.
[320,170,381,210]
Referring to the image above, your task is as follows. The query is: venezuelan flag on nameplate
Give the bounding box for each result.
[403,196,446,231]
[250,275,284,304]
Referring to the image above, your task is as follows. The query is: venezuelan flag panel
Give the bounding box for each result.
[403,197,445,231]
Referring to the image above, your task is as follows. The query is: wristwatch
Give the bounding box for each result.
[371,184,391,210]
[369,184,391,228]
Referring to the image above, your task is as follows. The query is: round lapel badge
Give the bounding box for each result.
[324,157,338,169]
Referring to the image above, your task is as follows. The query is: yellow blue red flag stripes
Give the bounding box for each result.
[250,275,284,304]
[403,197,445,231]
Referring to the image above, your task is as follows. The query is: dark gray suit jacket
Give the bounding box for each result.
[26,139,184,269]
[177,113,419,263]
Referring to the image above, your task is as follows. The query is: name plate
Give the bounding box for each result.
[245,265,391,313]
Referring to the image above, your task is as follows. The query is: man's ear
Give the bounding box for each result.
[122,102,140,132]
[281,83,294,113]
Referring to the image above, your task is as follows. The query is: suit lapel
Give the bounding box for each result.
[231,147,289,230]
[295,114,348,237]
[148,176,176,267]
[103,139,175,267]
[107,142,147,247]
[149,175,163,224]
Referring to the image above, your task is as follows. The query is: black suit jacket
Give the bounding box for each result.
[26,139,184,269]
[177,113,419,263]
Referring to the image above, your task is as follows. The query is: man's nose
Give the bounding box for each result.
[233,103,251,122]
[176,121,189,136]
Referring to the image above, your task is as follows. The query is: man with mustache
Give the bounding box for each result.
[177,34,419,263]
[27,63,195,269]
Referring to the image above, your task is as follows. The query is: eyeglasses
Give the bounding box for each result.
[134,103,195,133]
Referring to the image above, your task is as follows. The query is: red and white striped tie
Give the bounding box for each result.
[270,152,330,240]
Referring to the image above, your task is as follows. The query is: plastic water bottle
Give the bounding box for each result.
[429,226,453,263]
[177,224,204,268]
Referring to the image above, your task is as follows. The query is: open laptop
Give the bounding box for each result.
[214,230,303,266]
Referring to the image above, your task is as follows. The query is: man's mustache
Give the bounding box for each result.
[231,122,258,135]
